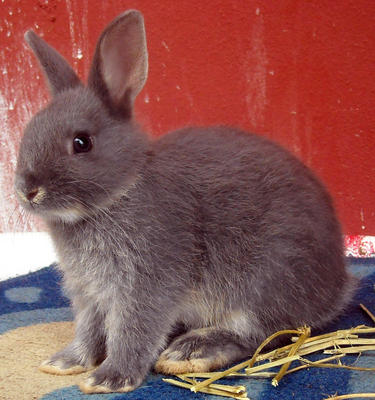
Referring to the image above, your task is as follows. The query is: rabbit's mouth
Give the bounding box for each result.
[22,200,88,223]
[15,185,88,223]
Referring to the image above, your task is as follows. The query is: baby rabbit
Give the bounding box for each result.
[15,10,356,394]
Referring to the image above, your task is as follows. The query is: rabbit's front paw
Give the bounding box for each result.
[39,346,93,375]
[79,361,143,394]
[40,358,89,375]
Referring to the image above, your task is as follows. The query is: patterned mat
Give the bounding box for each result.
[1,259,374,400]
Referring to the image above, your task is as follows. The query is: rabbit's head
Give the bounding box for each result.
[15,11,149,222]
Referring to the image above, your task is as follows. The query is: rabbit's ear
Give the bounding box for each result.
[25,30,82,96]
[88,10,148,118]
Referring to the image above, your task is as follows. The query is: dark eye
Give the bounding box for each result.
[73,132,93,153]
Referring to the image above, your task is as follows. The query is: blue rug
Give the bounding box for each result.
[1,258,374,399]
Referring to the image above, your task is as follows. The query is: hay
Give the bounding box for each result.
[164,304,375,399]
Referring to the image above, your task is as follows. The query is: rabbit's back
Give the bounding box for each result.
[151,126,356,333]
[153,126,338,242]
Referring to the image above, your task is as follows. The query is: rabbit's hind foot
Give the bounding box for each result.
[154,327,248,374]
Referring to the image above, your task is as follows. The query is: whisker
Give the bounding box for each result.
[7,204,31,232]
[65,178,112,202]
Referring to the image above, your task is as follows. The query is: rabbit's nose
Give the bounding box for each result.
[15,175,45,204]
[24,186,46,204]
[17,186,45,204]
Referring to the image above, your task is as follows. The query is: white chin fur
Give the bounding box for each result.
[47,207,86,223]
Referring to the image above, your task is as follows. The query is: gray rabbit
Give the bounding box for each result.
[15,10,356,394]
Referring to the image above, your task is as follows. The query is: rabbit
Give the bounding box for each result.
[15,10,357,394]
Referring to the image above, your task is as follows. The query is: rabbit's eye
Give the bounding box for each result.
[73,133,92,153]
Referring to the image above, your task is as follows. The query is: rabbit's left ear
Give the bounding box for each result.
[25,30,82,96]
[88,10,148,118]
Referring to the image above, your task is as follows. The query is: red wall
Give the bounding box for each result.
[0,0,374,235]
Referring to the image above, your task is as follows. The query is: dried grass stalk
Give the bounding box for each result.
[284,354,345,375]
[178,375,246,394]
[324,345,375,354]
[163,378,249,399]
[304,362,375,372]
[322,394,375,399]
[244,355,301,375]
[272,326,311,386]
[360,303,375,324]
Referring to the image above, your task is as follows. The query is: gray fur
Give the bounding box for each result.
[15,10,356,392]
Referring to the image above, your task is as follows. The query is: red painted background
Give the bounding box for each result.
[0,0,374,235]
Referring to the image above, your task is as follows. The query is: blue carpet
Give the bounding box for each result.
[1,258,374,399]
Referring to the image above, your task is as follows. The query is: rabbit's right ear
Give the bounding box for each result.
[25,30,81,96]
[88,10,148,118]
